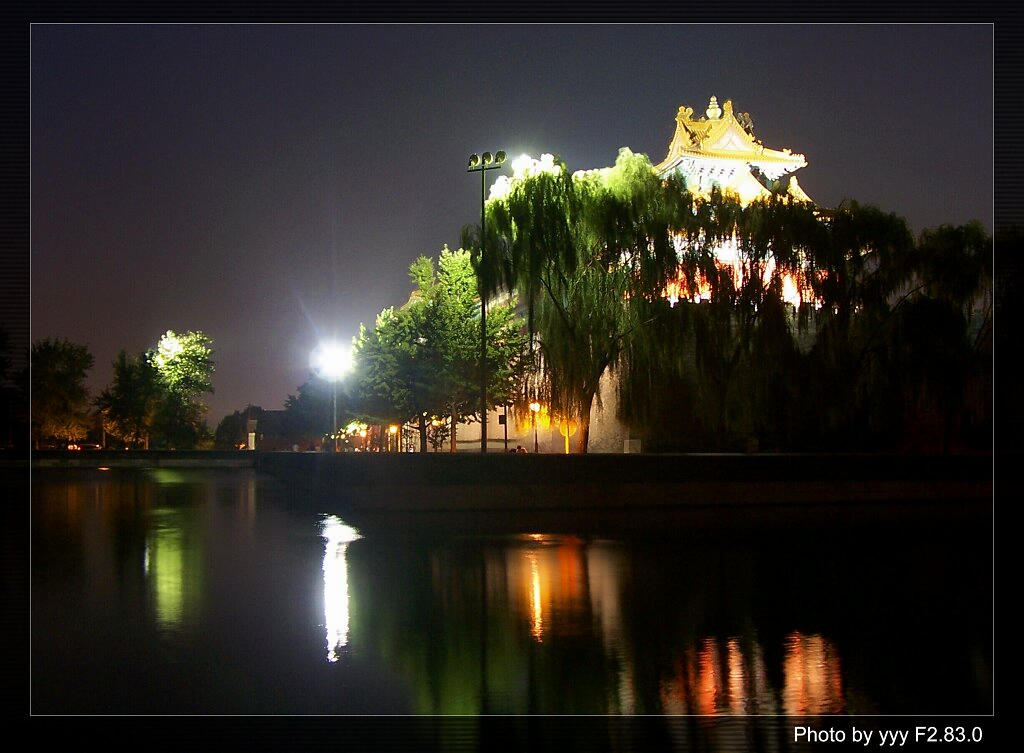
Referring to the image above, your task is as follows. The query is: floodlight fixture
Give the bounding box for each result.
[312,342,353,382]
[466,146,507,453]
[312,341,353,452]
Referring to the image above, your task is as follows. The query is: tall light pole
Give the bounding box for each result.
[312,342,353,453]
[529,401,541,454]
[467,150,506,452]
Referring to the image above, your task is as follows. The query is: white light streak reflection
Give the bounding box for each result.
[321,515,362,662]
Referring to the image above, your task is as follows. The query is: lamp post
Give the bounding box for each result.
[312,342,353,453]
[529,401,540,454]
[467,150,506,453]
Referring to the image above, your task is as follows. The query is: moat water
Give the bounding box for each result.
[31,466,991,724]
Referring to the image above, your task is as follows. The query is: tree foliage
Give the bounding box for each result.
[96,350,162,448]
[30,337,94,447]
[152,330,215,399]
[96,330,215,449]
[483,148,991,453]
[483,150,683,451]
[351,247,528,451]
[661,207,988,452]
[283,377,340,440]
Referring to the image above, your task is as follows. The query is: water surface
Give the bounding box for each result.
[31,467,991,719]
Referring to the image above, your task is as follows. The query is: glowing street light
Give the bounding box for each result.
[558,418,578,455]
[312,342,353,452]
[529,401,541,454]
[467,149,507,453]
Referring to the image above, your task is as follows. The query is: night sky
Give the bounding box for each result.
[30,24,993,424]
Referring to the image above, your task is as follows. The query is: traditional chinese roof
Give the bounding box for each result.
[654,96,812,205]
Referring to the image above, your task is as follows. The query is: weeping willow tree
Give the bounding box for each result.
[475,144,985,453]
[614,189,824,450]
[478,150,683,452]
[613,184,922,451]
[480,149,828,452]
[886,220,992,452]
[797,202,916,447]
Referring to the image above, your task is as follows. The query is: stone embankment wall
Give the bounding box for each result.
[255,451,992,512]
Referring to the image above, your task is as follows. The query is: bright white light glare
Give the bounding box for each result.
[345,421,367,435]
[322,515,361,546]
[781,274,802,307]
[322,515,362,662]
[153,330,184,372]
[488,153,563,202]
[311,342,353,381]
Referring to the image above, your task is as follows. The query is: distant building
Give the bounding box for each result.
[219,407,320,451]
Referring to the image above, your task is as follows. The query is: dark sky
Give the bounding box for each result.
[30,24,993,424]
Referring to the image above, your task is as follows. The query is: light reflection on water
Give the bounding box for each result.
[31,468,991,719]
[783,632,845,716]
[321,514,361,662]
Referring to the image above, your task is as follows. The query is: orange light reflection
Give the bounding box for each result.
[783,631,845,715]
[528,551,543,642]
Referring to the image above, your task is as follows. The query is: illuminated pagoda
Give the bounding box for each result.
[653,95,812,205]
[653,96,815,307]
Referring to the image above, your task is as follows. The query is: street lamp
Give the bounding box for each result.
[467,150,507,452]
[312,342,353,453]
[529,401,541,454]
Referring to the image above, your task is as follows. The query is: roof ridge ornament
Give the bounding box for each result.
[737,110,755,135]
[706,95,722,120]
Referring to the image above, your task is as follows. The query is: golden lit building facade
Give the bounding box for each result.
[656,96,816,308]
[654,96,811,205]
